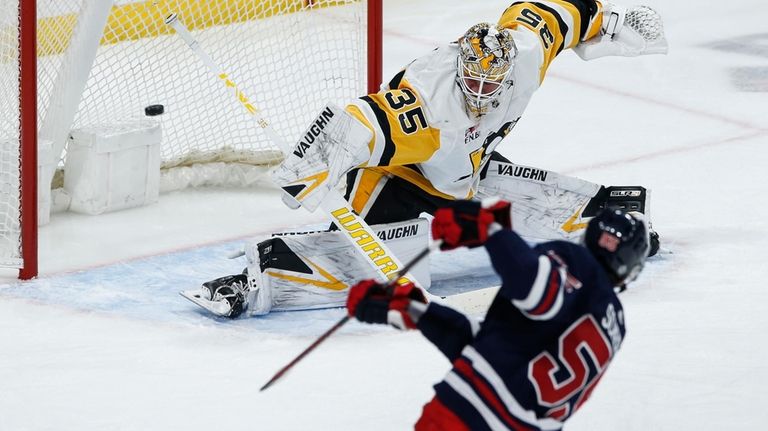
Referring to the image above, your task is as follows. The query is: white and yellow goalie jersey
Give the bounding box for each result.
[345,1,604,204]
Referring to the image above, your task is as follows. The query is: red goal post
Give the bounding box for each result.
[0,0,382,280]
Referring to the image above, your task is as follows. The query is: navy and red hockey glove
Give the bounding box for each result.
[432,199,512,250]
[346,279,427,330]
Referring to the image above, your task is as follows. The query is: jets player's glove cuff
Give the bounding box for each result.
[346,279,427,330]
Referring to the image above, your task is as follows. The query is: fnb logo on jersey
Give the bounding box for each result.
[293,107,335,158]
[330,207,400,277]
[465,125,481,144]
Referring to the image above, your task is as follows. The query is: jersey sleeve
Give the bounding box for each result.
[499,1,604,77]
[416,302,482,361]
[484,230,569,321]
[346,80,442,168]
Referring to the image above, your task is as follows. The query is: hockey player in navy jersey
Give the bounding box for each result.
[346,200,650,430]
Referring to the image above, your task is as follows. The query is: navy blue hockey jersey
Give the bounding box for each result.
[417,229,625,431]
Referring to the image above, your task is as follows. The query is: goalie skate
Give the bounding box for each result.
[179,290,236,317]
[180,273,251,318]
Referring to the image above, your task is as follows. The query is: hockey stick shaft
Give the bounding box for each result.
[259,240,441,392]
[165,13,416,286]
[259,315,350,392]
[164,14,281,145]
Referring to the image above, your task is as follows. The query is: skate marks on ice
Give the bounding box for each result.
[704,33,768,92]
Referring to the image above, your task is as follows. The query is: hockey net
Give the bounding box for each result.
[0,3,23,270]
[1,0,380,276]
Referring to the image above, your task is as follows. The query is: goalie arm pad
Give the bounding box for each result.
[573,3,668,60]
[271,104,373,212]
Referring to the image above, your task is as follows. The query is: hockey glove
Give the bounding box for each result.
[346,279,427,330]
[573,4,668,60]
[432,199,512,250]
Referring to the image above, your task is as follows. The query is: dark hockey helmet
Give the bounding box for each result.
[584,209,650,286]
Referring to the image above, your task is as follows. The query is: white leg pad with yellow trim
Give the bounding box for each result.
[477,160,602,242]
[244,218,430,315]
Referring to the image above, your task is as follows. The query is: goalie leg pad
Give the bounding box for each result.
[244,218,431,315]
[478,160,602,242]
[477,160,654,243]
[583,185,649,217]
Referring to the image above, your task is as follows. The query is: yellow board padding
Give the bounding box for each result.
[37,0,358,57]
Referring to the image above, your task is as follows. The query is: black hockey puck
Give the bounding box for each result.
[144,104,165,116]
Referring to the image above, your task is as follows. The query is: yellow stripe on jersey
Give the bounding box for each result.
[358,80,441,167]
[500,3,565,81]
[551,0,583,45]
[584,1,605,41]
[349,169,388,215]
[383,167,471,200]
[500,1,600,82]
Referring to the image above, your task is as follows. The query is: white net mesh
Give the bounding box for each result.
[0,1,23,267]
[0,0,371,270]
[625,6,664,42]
[38,0,368,179]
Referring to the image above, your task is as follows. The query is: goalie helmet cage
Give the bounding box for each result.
[1,0,383,280]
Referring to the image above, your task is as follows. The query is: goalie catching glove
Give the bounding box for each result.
[346,279,428,330]
[573,3,668,60]
[432,199,512,250]
[272,104,373,212]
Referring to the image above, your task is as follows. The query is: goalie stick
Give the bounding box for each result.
[259,240,442,392]
[163,13,419,289]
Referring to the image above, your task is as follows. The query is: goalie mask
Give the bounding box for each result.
[456,23,516,119]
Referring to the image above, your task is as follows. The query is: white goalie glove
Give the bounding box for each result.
[573,3,668,60]
[272,104,373,212]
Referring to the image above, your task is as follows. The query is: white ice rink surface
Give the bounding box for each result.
[2,0,768,429]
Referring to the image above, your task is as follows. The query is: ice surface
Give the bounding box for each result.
[2,0,768,429]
